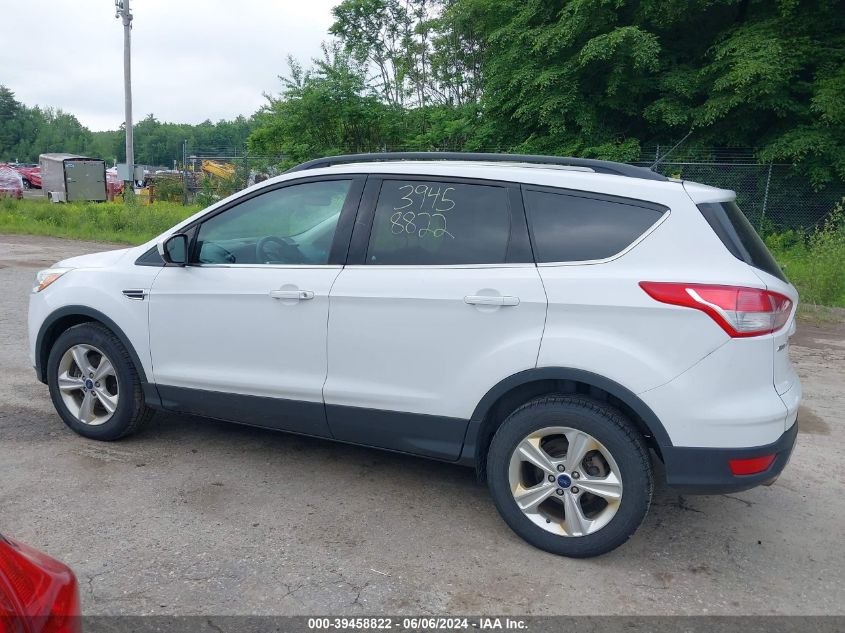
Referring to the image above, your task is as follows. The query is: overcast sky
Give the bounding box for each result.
[0,0,338,131]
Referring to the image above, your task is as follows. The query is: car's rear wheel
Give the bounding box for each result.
[47,323,152,440]
[487,395,653,557]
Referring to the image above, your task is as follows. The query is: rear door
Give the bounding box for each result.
[323,176,547,460]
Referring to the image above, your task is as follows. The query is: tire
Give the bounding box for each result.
[47,323,153,440]
[22,179,31,190]
[487,395,653,558]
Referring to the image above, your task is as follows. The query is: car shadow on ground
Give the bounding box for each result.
[125,409,742,553]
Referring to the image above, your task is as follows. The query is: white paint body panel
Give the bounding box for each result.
[324,265,547,419]
[148,265,341,402]
[27,250,159,378]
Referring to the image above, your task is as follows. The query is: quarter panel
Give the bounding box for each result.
[639,337,787,448]
[537,194,770,395]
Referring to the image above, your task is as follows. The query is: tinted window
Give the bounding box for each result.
[697,201,787,281]
[195,180,351,265]
[366,180,511,265]
[524,190,666,262]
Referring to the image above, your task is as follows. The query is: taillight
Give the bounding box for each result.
[639,282,792,337]
[0,536,81,633]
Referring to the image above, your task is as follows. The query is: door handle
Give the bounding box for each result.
[464,295,520,306]
[269,290,315,300]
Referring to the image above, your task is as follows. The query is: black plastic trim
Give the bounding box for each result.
[135,246,165,267]
[661,422,798,493]
[506,186,534,264]
[325,404,468,461]
[458,367,674,467]
[156,385,332,438]
[154,385,467,461]
[34,306,152,392]
[347,177,383,265]
[286,152,669,181]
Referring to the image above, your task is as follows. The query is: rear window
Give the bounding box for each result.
[697,201,787,282]
[524,190,666,263]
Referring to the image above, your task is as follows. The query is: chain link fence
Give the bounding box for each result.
[637,147,845,234]
[147,143,285,206]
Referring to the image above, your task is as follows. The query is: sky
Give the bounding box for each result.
[0,0,338,131]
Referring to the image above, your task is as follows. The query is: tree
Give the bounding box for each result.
[458,0,845,180]
[249,43,404,165]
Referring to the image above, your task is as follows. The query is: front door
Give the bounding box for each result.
[148,176,363,436]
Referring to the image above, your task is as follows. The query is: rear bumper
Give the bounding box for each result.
[661,421,797,494]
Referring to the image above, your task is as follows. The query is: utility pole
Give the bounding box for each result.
[115,0,134,193]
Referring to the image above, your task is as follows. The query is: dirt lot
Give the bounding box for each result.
[1,234,843,616]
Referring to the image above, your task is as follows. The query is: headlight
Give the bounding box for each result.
[33,268,73,293]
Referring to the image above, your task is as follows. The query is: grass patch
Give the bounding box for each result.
[766,201,845,308]
[0,198,200,245]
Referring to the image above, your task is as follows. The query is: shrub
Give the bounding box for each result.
[767,199,845,307]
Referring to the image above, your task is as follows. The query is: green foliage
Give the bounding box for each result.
[0,198,198,244]
[151,176,185,203]
[0,86,96,162]
[455,0,845,176]
[249,44,405,166]
[766,200,845,307]
[195,172,243,207]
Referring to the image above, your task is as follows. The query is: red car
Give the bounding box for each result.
[0,535,80,633]
[17,166,41,189]
[0,166,24,199]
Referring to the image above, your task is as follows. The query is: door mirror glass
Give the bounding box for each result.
[158,233,188,266]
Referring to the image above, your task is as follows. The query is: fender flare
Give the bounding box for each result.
[35,305,151,388]
[459,367,673,466]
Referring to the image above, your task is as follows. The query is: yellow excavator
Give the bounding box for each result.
[201,160,236,179]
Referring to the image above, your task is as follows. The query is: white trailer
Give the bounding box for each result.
[39,153,107,202]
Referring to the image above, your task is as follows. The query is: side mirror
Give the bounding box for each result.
[157,233,188,266]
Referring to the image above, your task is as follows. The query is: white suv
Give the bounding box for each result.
[28,153,801,557]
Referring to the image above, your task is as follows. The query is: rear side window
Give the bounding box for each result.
[524,190,666,262]
[697,201,787,282]
[366,180,511,265]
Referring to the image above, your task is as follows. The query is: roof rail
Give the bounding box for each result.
[285,152,668,181]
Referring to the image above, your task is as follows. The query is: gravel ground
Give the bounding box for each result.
[1,234,843,616]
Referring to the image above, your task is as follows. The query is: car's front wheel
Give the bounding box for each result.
[487,395,653,558]
[47,323,152,440]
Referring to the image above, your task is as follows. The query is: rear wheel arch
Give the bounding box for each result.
[462,368,672,479]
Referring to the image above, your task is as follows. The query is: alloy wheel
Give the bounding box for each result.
[56,344,120,426]
[508,426,623,537]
